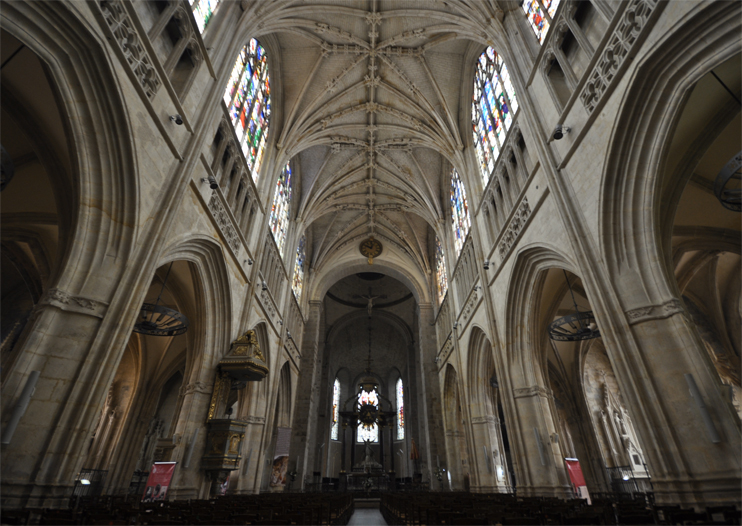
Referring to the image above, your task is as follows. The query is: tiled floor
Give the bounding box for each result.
[347,508,388,525]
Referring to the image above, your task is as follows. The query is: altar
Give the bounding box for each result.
[344,470,391,491]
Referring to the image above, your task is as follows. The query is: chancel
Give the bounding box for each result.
[1,0,740,524]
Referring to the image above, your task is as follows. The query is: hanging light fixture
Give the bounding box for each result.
[134,262,189,336]
[548,270,600,341]
[714,151,741,212]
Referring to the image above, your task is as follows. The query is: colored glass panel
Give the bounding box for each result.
[269,162,292,257]
[396,378,405,440]
[435,236,448,304]
[191,0,220,34]
[222,38,271,184]
[357,387,379,443]
[450,169,471,258]
[292,235,306,301]
[472,47,519,185]
[521,0,558,44]
[331,378,340,441]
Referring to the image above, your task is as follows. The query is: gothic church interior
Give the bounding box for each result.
[1,0,740,515]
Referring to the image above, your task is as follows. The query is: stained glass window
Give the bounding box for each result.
[331,378,340,441]
[435,236,448,304]
[357,387,379,443]
[396,378,405,440]
[472,48,519,186]
[450,169,471,258]
[521,0,561,44]
[292,234,306,301]
[190,0,220,33]
[223,38,271,184]
[270,162,292,256]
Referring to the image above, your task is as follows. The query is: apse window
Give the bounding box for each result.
[331,378,340,441]
[472,47,519,185]
[223,38,271,184]
[190,0,220,33]
[357,387,379,443]
[522,0,561,44]
[396,378,405,440]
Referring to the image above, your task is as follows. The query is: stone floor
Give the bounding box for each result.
[347,508,388,525]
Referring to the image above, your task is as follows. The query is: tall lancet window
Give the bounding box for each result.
[472,48,519,185]
[331,378,340,441]
[292,234,306,300]
[190,0,220,33]
[270,162,292,256]
[435,236,448,304]
[396,378,405,440]
[357,387,379,443]
[521,0,561,44]
[450,169,471,258]
[223,38,271,184]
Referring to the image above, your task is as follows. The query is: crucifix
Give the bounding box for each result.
[353,287,388,317]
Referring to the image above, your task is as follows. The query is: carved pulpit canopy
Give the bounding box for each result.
[219,330,268,382]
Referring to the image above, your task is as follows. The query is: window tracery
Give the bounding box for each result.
[450,169,471,258]
[357,387,379,443]
[269,162,292,256]
[190,0,220,33]
[223,38,271,184]
[435,236,448,304]
[521,0,561,44]
[292,234,306,301]
[472,48,519,185]
[331,378,340,441]
[396,378,405,440]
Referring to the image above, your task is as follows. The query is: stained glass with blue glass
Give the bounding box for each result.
[223,38,271,184]
[450,169,471,258]
[270,162,292,257]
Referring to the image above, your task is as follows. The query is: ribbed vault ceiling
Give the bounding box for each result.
[254,0,507,275]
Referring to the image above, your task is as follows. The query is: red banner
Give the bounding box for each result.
[142,462,177,502]
[564,459,586,487]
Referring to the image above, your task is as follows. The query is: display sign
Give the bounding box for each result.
[270,427,291,487]
[564,458,590,504]
[142,462,177,502]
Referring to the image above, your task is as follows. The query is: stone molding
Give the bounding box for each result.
[39,288,109,319]
[208,192,241,253]
[472,415,496,424]
[285,338,301,368]
[180,382,212,396]
[98,0,162,100]
[513,385,552,399]
[243,415,266,425]
[580,0,660,113]
[499,198,531,258]
[625,298,688,325]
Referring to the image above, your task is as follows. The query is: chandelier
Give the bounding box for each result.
[548,270,600,341]
[134,262,189,336]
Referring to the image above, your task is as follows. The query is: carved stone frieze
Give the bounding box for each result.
[243,415,266,425]
[498,198,531,258]
[472,415,496,424]
[460,288,480,323]
[208,192,241,253]
[436,335,454,368]
[513,385,552,399]
[40,288,109,318]
[625,298,689,325]
[98,0,162,99]
[580,0,660,113]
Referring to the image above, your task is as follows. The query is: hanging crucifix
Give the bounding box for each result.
[353,287,388,317]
